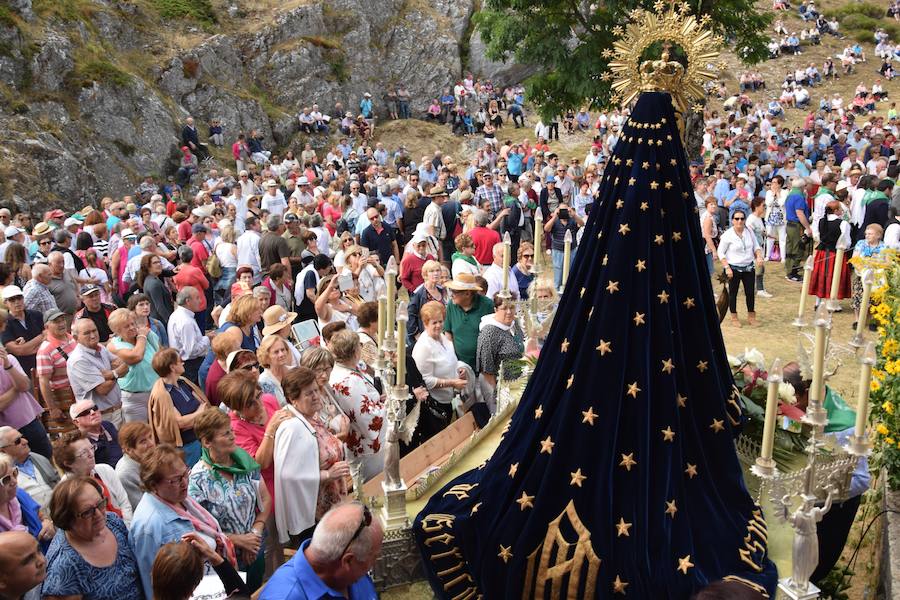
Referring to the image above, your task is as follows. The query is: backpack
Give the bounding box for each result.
[206,252,222,279]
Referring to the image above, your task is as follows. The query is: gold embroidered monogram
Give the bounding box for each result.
[443,483,479,500]
[522,500,601,600]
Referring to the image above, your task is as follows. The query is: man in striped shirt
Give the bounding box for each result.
[35,308,77,429]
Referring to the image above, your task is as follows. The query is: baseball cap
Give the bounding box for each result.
[545,175,557,183]
[1,285,24,300]
[64,217,80,227]
[81,284,101,296]
[265,179,278,188]
[120,228,136,239]
[192,223,209,234]
[43,308,66,324]
[297,176,309,185]
[69,400,97,420]
[3,225,23,237]
[284,213,299,222]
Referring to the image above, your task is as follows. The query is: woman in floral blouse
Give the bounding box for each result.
[188,409,270,592]
[328,329,386,480]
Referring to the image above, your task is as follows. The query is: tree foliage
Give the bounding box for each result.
[475,0,771,119]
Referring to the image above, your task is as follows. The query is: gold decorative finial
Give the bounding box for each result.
[606,2,722,132]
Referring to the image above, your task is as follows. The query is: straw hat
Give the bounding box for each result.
[262,305,298,336]
[445,272,481,292]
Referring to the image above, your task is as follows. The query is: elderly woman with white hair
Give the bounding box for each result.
[107,308,161,423]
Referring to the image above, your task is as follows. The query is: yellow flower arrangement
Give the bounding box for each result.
[884,401,895,415]
[883,339,900,358]
[878,423,890,436]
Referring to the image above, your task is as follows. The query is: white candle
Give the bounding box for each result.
[856,269,875,337]
[797,255,814,320]
[810,303,830,406]
[760,358,783,463]
[385,257,397,338]
[502,231,511,294]
[534,211,544,271]
[396,302,408,385]
[562,229,573,290]
[854,342,876,439]
[377,293,386,348]
[828,242,846,306]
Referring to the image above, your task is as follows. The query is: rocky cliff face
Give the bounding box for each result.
[0,0,528,214]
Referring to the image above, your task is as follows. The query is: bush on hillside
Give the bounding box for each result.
[824,2,888,20]
[828,8,900,44]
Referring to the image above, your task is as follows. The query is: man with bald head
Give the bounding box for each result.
[22,264,57,314]
[261,502,383,599]
[0,531,46,600]
[46,251,80,315]
[66,318,127,427]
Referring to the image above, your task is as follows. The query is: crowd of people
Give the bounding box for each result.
[0,4,899,598]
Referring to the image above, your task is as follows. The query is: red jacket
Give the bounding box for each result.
[469,226,500,266]
[399,252,435,292]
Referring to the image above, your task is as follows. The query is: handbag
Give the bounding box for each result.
[769,240,781,262]
[206,252,222,278]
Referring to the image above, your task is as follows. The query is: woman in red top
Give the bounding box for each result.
[172,245,210,314]
[218,368,292,576]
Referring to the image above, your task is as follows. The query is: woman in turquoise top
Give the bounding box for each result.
[851,224,887,328]
[188,408,270,592]
[107,308,160,423]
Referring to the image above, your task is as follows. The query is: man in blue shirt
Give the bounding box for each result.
[784,178,812,281]
[261,503,382,600]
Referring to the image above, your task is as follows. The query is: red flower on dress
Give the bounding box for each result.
[370,437,380,453]
[368,415,383,433]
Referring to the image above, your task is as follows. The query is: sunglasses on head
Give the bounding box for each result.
[341,504,373,556]
[75,405,100,419]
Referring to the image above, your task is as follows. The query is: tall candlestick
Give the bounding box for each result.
[534,211,544,271]
[760,358,783,464]
[502,232,511,294]
[827,241,847,311]
[562,229,573,291]
[793,255,814,327]
[385,257,397,340]
[852,269,875,347]
[806,302,831,426]
[396,302,408,385]
[854,342,876,440]
[377,293,386,348]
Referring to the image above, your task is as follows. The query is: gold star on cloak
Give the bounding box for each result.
[602,255,609,266]
[570,469,586,487]
[664,181,674,189]
[640,201,649,211]
[658,290,669,303]
[579,287,586,298]
[567,374,574,389]
[615,199,624,209]
[614,157,621,165]
[685,463,698,479]
[641,161,650,169]
[628,177,636,186]
[710,418,725,433]
[498,545,513,563]
[661,358,674,373]
[665,499,678,518]
[534,405,543,419]
[677,555,695,574]
[582,407,597,425]
[470,502,481,515]
[661,426,675,442]
[516,491,535,510]
[619,453,637,471]
[635,259,646,272]
[633,312,645,325]
[606,280,620,293]
[637,137,643,145]
[561,338,569,352]
[672,231,683,241]
[697,360,708,372]
[670,158,678,166]
[596,340,611,356]
[613,575,629,594]
[683,297,695,308]
[625,159,633,167]
[508,463,518,477]
[616,518,632,537]
[677,394,687,408]
[619,223,630,235]
[650,181,660,190]
[540,436,554,454]
[654,234,664,245]
[626,382,641,398]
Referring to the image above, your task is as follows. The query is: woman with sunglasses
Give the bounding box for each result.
[131,444,233,600]
[41,477,141,600]
[274,367,349,546]
[0,453,54,543]
[218,369,291,576]
[475,294,525,413]
[717,208,765,327]
[52,432,133,525]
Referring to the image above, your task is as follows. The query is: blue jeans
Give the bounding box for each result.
[551,248,574,290]
[182,439,201,467]
[705,252,715,276]
[19,418,52,460]
[214,266,236,306]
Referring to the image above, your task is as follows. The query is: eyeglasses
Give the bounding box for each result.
[733,217,745,221]
[341,504,372,556]
[74,447,94,460]
[39,240,51,246]
[522,254,534,259]
[76,497,107,520]
[239,362,260,371]
[161,468,190,486]
[75,405,99,419]
[0,467,18,486]
[1,435,24,449]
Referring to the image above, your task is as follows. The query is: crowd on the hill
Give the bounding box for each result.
[0,4,899,600]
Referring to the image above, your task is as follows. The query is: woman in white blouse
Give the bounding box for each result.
[764,175,788,261]
[213,223,238,305]
[412,302,467,421]
[717,208,764,327]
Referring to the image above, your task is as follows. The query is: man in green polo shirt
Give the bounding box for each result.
[282,212,306,280]
[443,273,494,370]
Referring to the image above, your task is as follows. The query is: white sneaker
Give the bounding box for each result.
[756,290,773,298]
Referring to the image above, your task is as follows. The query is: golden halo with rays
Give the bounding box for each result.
[602,1,723,111]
